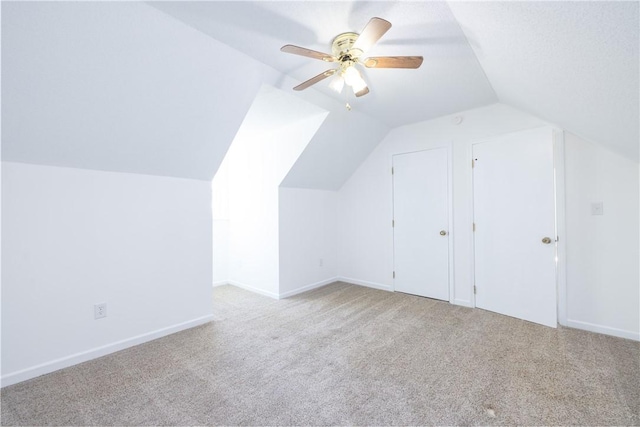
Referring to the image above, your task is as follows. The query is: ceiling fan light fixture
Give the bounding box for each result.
[281,17,423,97]
[351,77,367,94]
[343,65,361,86]
[343,65,367,94]
[329,75,345,93]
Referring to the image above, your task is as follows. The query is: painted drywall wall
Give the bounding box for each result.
[212,219,229,287]
[212,160,230,286]
[278,188,338,297]
[281,110,391,190]
[223,127,283,297]
[226,115,327,297]
[214,86,328,297]
[1,162,214,385]
[0,2,3,380]
[337,103,549,304]
[564,133,639,340]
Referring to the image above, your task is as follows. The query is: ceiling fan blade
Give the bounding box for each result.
[293,69,337,91]
[281,45,336,62]
[355,86,370,97]
[363,56,424,69]
[352,17,392,53]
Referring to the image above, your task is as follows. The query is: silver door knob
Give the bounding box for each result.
[440,230,447,236]
[541,237,552,244]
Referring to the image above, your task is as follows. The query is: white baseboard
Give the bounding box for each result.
[279,277,338,299]
[452,299,473,308]
[1,314,214,388]
[566,319,639,341]
[212,280,228,288]
[337,276,393,292]
[226,280,280,300]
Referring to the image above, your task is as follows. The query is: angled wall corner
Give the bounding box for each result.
[280,108,390,191]
[212,85,328,297]
[275,96,392,298]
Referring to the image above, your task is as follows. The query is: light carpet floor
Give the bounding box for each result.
[1,282,639,426]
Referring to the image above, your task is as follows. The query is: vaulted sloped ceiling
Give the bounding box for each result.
[149,1,499,129]
[281,107,389,190]
[448,1,639,160]
[2,2,266,180]
[2,1,638,188]
[1,1,390,186]
[153,0,638,162]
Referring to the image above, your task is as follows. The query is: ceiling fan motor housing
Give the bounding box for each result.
[331,32,363,60]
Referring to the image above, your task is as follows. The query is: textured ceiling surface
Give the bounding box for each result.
[2,1,638,187]
[449,1,639,160]
[153,0,639,161]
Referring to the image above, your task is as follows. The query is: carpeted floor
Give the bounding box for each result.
[2,282,639,426]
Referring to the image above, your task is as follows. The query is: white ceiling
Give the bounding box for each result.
[239,84,328,133]
[2,1,638,187]
[1,1,390,185]
[149,1,499,129]
[151,0,639,161]
[448,1,639,160]
[2,2,267,180]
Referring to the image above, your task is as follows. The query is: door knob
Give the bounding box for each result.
[440,230,447,236]
[541,237,552,244]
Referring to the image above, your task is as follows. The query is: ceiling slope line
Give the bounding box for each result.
[444,1,499,104]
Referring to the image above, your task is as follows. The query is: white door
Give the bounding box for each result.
[393,148,449,300]
[473,127,557,327]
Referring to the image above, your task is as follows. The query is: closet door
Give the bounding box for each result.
[473,127,557,327]
[393,148,450,300]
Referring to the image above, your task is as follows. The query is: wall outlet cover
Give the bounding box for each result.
[94,303,107,319]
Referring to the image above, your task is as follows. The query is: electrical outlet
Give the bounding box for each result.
[94,303,107,319]
[319,258,324,267]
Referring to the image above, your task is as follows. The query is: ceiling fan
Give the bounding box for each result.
[281,17,423,98]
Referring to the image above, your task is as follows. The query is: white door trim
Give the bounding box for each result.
[553,129,568,326]
[390,143,454,302]
[468,126,566,324]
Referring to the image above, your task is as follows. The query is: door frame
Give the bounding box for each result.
[391,143,455,302]
[468,126,567,325]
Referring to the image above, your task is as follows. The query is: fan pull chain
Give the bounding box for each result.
[345,87,352,111]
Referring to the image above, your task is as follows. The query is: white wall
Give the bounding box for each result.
[225,126,283,297]
[337,103,640,340]
[337,103,549,303]
[564,133,639,340]
[278,188,338,297]
[212,160,229,286]
[1,162,214,385]
[1,2,3,381]
[213,87,328,298]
